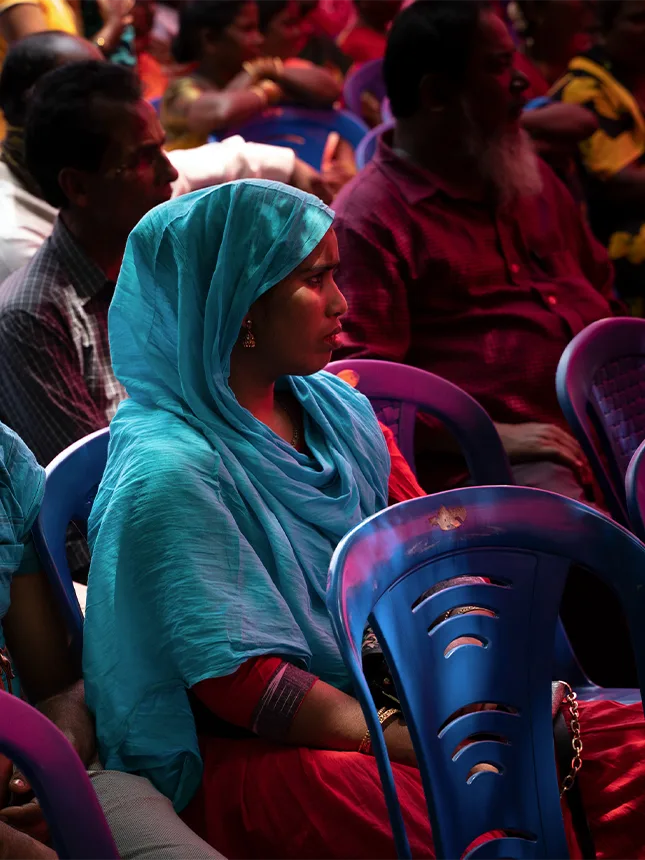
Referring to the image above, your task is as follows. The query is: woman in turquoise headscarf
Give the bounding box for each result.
[83,179,442,858]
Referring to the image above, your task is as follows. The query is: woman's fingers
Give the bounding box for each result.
[0,799,49,843]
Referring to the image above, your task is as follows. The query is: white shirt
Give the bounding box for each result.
[0,137,296,283]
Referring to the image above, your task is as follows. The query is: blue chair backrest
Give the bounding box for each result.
[327,485,645,859]
[32,428,110,658]
[0,689,118,858]
[325,359,513,484]
[556,316,645,525]
[626,437,645,541]
[325,360,588,688]
[355,120,393,170]
[343,58,385,117]
[220,107,368,169]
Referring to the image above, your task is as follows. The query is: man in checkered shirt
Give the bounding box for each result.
[0,61,176,470]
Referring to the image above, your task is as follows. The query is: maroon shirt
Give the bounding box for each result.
[333,133,617,434]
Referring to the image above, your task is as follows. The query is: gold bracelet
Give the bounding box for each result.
[443,605,483,622]
[358,706,402,755]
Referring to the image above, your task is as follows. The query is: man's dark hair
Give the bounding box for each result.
[24,61,142,209]
[384,0,482,119]
[172,0,245,62]
[0,30,88,127]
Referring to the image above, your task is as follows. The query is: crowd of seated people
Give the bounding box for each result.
[5,1,645,859]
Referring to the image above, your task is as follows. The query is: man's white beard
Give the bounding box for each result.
[461,102,544,205]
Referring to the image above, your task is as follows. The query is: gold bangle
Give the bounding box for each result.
[256,79,282,105]
[358,706,402,755]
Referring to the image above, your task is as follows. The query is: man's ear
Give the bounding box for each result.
[57,167,91,209]
[419,71,456,113]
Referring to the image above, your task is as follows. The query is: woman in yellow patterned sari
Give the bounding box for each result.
[551,0,645,309]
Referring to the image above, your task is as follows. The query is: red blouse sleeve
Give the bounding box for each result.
[380,421,427,504]
[192,656,317,740]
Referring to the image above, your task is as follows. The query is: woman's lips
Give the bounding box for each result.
[323,328,342,348]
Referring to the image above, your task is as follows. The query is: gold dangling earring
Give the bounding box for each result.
[242,319,256,348]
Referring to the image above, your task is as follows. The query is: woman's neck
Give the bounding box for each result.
[228,351,277,421]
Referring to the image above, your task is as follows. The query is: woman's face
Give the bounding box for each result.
[247,229,347,377]
[263,1,306,60]
[209,2,263,68]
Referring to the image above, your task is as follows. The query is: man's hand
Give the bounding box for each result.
[495,422,584,471]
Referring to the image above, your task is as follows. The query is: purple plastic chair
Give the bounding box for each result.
[32,428,110,659]
[626,437,645,541]
[0,690,118,858]
[355,120,393,169]
[220,106,368,169]
[325,359,513,484]
[556,317,645,526]
[342,58,385,118]
[327,486,645,858]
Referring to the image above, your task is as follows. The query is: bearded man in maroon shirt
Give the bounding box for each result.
[333,0,621,503]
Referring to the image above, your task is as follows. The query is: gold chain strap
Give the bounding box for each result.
[0,647,14,696]
[559,682,583,797]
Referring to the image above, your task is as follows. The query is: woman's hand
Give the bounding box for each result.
[0,819,55,859]
[94,0,134,55]
[0,777,49,845]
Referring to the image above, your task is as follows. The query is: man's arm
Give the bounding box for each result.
[333,218,411,362]
[168,137,297,195]
[0,311,108,465]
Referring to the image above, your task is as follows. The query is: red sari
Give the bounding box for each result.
[180,430,645,859]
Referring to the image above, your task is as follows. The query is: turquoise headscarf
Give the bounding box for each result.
[83,180,389,811]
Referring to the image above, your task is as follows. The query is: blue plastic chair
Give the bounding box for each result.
[0,690,118,858]
[556,316,645,526]
[343,58,385,118]
[355,120,393,169]
[32,428,110,658]
[326,359,513,484]
[220,107,368,169]
[327,486,645,858]
[325,361,624,699]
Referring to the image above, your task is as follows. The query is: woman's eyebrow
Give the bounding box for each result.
[299,260,340,275]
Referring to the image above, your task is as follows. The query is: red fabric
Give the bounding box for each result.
[137,51,168,102]
[338,26,387,63]
[333,132,618,487]
[192,656,283,729]
[380,421,427,502]
[180,700,645,858]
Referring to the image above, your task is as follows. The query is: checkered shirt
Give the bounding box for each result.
[0,216,125,467]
